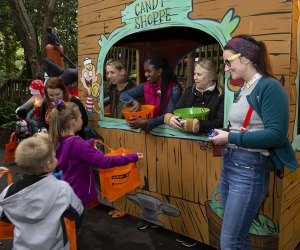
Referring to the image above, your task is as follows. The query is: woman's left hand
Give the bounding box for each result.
[128,117,148,129]
[208,129,229,145]
[130,100,141,112]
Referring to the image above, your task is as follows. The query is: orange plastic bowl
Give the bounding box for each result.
[122,105,155,121]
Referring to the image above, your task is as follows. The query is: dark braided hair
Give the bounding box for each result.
[144,54,180,113]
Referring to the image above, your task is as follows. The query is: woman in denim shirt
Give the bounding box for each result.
[120,54,182,131]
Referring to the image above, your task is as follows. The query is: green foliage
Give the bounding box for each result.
[0,0,78,80]
[0,1,23,80]
[53,0,78,66]
[0,101,18,131]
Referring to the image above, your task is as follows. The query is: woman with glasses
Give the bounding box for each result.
[209,35,298,249]
[164,59,224,134]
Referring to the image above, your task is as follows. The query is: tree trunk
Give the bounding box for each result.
[42,0,59,59]
[8,0,58,79]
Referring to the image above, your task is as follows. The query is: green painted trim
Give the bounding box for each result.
[98,117,142,133]
[150,124,210,141]
[96,1,240,140]
[98,118,209,141]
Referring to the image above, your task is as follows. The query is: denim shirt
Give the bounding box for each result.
[120,82,182,130]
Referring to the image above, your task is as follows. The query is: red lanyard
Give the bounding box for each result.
[240,106,254,132]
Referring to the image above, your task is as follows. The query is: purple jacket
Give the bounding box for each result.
[55,136,139,205]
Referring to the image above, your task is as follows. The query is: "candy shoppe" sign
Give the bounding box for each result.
[134,0,171,29]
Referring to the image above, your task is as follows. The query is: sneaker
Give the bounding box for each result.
[108,209,116,216]
[181,240,197,248]
[175,237,184,243]
[111,210,126,219]
[136,220,149,230]
[149,223,159,229]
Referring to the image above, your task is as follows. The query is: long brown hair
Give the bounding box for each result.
[44,77,70,106]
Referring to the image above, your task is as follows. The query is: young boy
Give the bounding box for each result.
[0,133,83,250]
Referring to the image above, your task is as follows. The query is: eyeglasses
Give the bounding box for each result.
[224,53,241,67]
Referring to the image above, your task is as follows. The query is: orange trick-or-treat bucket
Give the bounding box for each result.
[122,105,155,121]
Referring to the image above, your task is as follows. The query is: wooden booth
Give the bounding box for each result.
[78,1,300,249]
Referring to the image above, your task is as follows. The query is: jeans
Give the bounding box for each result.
[220,148,270,250]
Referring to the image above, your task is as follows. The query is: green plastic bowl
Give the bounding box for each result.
[173,107,210,120]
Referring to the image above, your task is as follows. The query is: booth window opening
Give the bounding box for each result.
[101,43,226,141]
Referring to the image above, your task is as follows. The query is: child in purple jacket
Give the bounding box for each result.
[49,101,142,206]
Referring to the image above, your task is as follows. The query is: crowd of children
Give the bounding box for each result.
[1,75,143,249]
[1,52,227,248]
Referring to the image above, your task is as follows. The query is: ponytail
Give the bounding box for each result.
[49,108,63,148]
[257,41,275,78]
[49,102,80,148]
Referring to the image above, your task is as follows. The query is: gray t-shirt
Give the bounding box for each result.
[227,74,269,154]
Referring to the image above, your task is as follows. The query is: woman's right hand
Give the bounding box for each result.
[130,100,141,112]
[137,153,144,159]
[208,129,229,145]
[169,116,183,129]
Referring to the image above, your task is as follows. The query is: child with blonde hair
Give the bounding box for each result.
[49,101,142,206]
[0,133,83,250]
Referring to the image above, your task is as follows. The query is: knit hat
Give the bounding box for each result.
[16,109,28,119]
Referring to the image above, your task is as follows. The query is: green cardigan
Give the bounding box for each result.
[228,77,298,172]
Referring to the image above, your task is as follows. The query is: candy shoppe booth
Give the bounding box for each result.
[78,0,300,249]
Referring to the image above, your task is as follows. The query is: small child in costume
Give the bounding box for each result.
[48,101,143,207]
[15,109,31,141]
[0,133,83,250]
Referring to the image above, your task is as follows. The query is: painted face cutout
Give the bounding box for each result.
[144,63,161,83]
[80,62,98,95]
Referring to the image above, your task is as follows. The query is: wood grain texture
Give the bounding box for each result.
[97,127,282,245]
[79,0,300,248]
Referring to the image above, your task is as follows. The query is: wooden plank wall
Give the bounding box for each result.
[280,2,300,249]
[98,127,281,245]
[78,0,300,248]
[190,0,293,90]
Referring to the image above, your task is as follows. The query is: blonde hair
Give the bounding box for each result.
[105,59,127,84]
[195,59,224,96]
[15,133,54,175]
[49,102,80,148]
